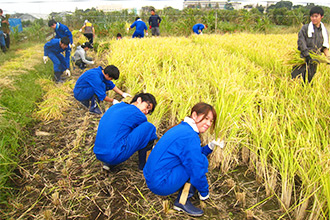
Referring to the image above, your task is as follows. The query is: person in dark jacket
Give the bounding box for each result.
[93,93,158,171]
[73,65,131,114]
[144,102,223,216]
[291,6,330,83]
[43,36,71,83]
[128,17,148,38]
[148,9,161,36]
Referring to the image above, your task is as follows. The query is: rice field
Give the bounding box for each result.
[103,33,330,219]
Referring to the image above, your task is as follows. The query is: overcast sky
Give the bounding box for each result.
[0,0,329,16]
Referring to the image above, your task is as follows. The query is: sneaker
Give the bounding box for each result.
[80,100,90,108]
[102,163,117,171]
[102,163,111,171]
[90,106,102,114]
[173,198,204,217]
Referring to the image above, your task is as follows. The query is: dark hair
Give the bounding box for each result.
[135,17,140,21]
[48,19,56,27]
[60,36,70,45]
[116,33,122,38]
[130,93,157,114]
[190,102,217,130]
[151,9,155,12]
[104,65,120,80]
[0,9,3,14]
[310,6,324,16]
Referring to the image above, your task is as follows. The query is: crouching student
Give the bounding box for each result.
[43,36,71,83]
[73,42,94,69]
[93,93,158,171]
[144,102,222,216]
[73,65,131,114]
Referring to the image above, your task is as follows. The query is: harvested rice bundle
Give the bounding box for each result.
[284,49,330,66]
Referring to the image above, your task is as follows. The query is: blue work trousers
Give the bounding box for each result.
[96,121,157,165]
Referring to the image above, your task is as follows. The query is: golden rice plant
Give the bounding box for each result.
[103,34,330,219]
[33,81,72,121]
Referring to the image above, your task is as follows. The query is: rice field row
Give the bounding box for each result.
[104,34,330,219]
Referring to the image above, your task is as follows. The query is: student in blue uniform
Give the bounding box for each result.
[73,65,131,114]
[43,36,71,83]
[144,102,222,216]
[192,23,207,35]
[93,93,158,171]
[48,19,73,68]
[48,19,73,45]
[128,17,148,38]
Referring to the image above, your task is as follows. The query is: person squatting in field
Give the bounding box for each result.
[73,65,131,114]
[192,23,207,35]
[148,9,161,36]
[93,93,158,171]
[73,42,94,69]
[128,17,148,38]
[291,6,330,83]
[43,36,71,83]
[144,102,223,217]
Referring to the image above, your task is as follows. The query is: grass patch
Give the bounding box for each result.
[0,52,52,206]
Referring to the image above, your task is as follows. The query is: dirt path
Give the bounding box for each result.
[4,47,282,220]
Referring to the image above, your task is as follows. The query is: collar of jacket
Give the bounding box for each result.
[184,117,199,133]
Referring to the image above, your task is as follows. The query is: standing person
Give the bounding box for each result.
[291,6,330,83]
[148,9,161,36]
[128,17,148,38]
[93,93,158,171]
[73,42,94,69]
[79,20,95,44]
[144,103,222,216]
[48,19,73,45]
[192,23,207,35]
[48,19,73,68]
[73,65,131,114]
[43,36,71,83]
[0,9,9,53]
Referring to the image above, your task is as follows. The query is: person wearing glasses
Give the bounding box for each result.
[93,93,158,171]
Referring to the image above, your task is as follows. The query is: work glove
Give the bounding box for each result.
[146,32,148,36]
[198,192,209,201]
[79,29,82,32]
[69,43,75,49]
[90,61,95,64]
[149,25,151,29]
[43,56,48,64]
[208,139,225,150]
[126,28,129,31]
[64,69,71,77]
[112,99,120,105]
[305,55,312,64]
[122,92,132,98]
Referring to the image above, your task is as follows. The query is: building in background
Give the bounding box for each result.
[96,4,137,14]
[183,0,242,10]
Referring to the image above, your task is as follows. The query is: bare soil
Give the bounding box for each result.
[4,64,284,220]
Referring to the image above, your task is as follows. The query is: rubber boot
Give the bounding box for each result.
[173,184,203,216]
[138,140,154,170]
[89,95,102,114]
[54,71,64,83]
